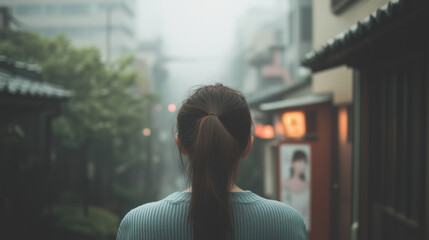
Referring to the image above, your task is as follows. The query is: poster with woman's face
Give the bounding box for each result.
[280,144,311,230]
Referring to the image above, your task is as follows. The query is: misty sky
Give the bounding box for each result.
[136,0,280,100]
[137,0,277,58]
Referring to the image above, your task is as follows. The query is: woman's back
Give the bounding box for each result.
[117,191,308,240]
[117,84,308,240]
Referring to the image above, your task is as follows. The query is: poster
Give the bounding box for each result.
[279,144,311,230]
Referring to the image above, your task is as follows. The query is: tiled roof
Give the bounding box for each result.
[247,78,311,107]
[302,0,428,72]
[0,56,71,99]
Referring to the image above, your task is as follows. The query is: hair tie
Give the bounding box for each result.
[207,112,217,117]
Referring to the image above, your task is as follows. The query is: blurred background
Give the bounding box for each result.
[0,0,428,240]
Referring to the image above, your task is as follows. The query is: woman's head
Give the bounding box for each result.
[176,83,253,240]
[290,150,307,179]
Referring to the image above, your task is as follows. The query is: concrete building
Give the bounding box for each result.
[231,7,282,94]
[233,0,312,102]
[0,0,136,61]
[282,0,312,87]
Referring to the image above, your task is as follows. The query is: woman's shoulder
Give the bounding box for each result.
[233,192,305,224]
[117,193,190,238]
[119,201,161,231]
[253,196,303,219]
[117,193,192,240]
[233,194,308,239]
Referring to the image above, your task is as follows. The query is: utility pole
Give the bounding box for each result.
[106,6,112,62]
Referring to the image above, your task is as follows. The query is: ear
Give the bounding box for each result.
[240,136,254,159]
[175,133,188,156]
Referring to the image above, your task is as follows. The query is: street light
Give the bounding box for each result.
[142,128,151,136]
[168,104,176,112]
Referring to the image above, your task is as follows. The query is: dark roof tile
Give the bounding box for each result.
[302,0,427,71]
[0,56,71,99]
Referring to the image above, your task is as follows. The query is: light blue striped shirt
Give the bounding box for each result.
[117,191,308,240]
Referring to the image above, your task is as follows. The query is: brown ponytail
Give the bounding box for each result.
[177,84,252,240]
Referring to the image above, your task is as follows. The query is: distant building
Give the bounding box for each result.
[0,0,136,61]
[232,7,285,96]
[232,0,312,104]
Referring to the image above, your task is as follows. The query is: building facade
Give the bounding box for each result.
[303,0,429,240]
[0,0,136,61]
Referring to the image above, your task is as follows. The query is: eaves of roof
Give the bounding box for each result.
[0,73,71,99]
[0,56,71,99]
[247,78,311,107]
[260,94,331,112]
[302,0,429,72]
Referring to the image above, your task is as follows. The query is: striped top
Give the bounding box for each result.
[117,191,308,240]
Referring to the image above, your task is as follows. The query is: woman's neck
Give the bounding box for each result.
[184,185,245,192]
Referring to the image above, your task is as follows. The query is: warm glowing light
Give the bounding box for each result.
[282,111,306,138]
[142,128,151,136]
[168,104,176,112]
[254,123,275,139]
[338,107,348,142]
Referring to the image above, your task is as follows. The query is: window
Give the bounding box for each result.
[14,5,43,15]
[300,7,312,41]
[288,11,294,44]
[60,4,90,15]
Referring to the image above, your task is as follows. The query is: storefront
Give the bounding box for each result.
[258,94,332,240]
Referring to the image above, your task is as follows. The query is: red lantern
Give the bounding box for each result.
[254,123,275,139]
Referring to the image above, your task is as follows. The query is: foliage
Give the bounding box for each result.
[0,30,152,155]
[52,204,120,240]
[0,29,154,221]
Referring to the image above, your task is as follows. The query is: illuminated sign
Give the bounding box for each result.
[282,111,306,138]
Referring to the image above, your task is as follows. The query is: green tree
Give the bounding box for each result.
[0,30,155,219]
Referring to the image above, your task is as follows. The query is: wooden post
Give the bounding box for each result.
[425,57,429,240]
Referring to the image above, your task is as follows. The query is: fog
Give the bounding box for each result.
[136,0,280,197]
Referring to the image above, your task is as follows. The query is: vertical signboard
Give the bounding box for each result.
[279,143,311,230]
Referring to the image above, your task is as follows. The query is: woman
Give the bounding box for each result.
[117,84,307,240]
[283,150,310,229]
[284,150,310,194]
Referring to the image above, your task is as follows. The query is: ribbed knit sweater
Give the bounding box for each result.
[117,191,308,240]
